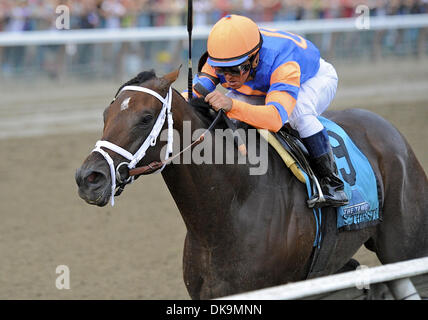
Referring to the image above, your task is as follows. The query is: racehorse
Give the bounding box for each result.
[75,68,428,299]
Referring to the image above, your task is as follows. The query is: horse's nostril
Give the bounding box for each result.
[86,172,97,183]
[76,167,107,189]
[85,170,106,185]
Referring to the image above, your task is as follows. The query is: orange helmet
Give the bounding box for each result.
[207,15,262,67]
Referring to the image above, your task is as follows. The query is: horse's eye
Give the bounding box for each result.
[140,114,153,126]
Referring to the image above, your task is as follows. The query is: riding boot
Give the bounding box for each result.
[308,150,349,208]
[302,129,349,208]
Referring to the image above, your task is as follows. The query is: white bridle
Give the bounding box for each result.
[92,85,174,206]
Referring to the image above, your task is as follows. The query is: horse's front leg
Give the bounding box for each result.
[183,233,239,299]
[182,232,204,299]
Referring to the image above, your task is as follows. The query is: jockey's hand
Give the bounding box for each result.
[205,91,233,112]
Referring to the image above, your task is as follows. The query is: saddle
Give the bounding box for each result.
[260,125,322,201]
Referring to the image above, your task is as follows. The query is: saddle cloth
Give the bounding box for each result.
[264,116,382,241]
[318,116,381,232]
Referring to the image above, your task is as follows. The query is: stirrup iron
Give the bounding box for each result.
[307,175,325,208]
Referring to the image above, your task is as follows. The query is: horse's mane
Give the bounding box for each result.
[188,97,219,123]
[114,70,157,98]
[114,70,216,123]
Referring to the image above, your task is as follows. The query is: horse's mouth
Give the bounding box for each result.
[78,186,110,207]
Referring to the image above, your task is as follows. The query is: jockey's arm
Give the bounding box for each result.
[181,63,220,99]
[226,61,301,132]
[183,60,301,133]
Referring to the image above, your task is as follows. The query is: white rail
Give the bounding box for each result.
[218,256,428,300]
[0,14,427,46]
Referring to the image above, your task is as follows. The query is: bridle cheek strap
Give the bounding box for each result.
[91,85,174,206]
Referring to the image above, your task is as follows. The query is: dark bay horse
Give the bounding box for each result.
[75,69,428,299]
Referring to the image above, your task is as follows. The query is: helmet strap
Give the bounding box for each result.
[248,52,260,79]
[251,52,260,69]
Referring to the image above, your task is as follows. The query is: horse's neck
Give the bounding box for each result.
[160,92,246,242]
[160,91,296,245]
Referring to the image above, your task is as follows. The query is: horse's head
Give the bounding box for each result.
[75,68,180,207]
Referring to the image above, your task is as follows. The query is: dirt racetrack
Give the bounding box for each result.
[0,58,427,299]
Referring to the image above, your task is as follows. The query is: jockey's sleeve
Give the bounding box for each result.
[182,63,219,99]
[226,102,284,132]
[226,61,301,132]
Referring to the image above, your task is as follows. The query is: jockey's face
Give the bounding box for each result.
[223,67,250,90]
[213,52,259,90]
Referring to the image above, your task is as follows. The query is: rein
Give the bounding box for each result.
[128,110,223,177]
[91,85,224,206]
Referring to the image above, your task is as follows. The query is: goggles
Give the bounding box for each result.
[214,61,252,76]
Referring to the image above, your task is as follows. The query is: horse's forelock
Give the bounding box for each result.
[114,70,158,98]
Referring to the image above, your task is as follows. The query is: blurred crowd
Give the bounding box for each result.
[1,0,427,79]
[1,0,428,32]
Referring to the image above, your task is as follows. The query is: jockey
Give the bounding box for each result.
[186,14,348,208]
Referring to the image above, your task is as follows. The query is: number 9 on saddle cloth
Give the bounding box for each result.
[282,116,381,238]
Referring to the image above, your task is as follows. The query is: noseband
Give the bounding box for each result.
[92,85,174,206]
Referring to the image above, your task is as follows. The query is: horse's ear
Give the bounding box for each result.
[163,65,182,85]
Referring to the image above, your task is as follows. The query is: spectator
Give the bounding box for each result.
[211,0,232,24]
[280,0,300,20]
[100,0,126,29]
[136,0,153,28]
[371,0,388,16]
[5,0,29,32]
[80,1,101,29]
[194,0,212,26]
[259,0,281,22]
